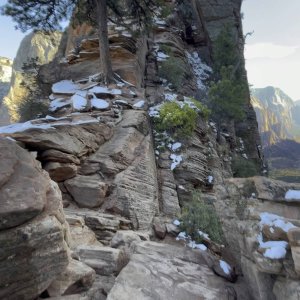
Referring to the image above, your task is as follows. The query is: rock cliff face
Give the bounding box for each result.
[0,57,12,125]
[4,31,63,122]
[1,1,300,300]
[251,87,298,147]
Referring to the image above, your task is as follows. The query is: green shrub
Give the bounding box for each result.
[158,56,186,90]
[188,97,211,120]
[154,101,198,137]
[179,191,223,244]
[18,97,49,121]
[231,156,258,178]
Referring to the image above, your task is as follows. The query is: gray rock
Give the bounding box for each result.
[153,218,167,239]
[48,260,96,297]
[166,223,180,236]
[40,149,81,165]
[107,241,238,300]
[111,230,141,249]
[273,277,300,300]
[77,246,128,276]
[4,122,112,157]
[110,135,159,230]
[65,175,108,208]
[44,162,77,182]
[0,138,47,229]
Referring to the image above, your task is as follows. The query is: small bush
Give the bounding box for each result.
[158,56,186,90]
[188,97,211,121]
[154,101,198,137]
[179,191,223,244]
[231,157,258,178]
[18,97,49,121]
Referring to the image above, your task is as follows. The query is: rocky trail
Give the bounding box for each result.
[1,1,300,299]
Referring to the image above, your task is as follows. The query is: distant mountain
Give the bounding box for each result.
[292,100,300,126]
[264,139,300,183]
[251,86,299,147]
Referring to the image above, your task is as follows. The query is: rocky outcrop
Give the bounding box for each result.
[214,176,300,300]
[107,241,249,300]
[4,31,63,122]
[0,57,12,125]
[0,138,71,300]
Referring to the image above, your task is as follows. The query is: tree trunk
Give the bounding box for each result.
[95,0,114,84]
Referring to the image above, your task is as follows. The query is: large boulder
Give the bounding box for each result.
[107,241,247,300]
[0,138,71,300]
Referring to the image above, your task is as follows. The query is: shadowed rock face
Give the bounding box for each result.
[0,138,71,300]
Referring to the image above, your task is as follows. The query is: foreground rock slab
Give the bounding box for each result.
[107,241,245,300]
[0,138,70,300]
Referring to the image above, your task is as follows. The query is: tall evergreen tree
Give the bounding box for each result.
[208,26,247,142]
[1,0,154,84]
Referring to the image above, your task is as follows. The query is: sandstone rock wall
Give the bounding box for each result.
[0,138,71,299]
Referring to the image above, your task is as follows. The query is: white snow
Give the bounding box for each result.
[170,142,182,151]
[157,51,169,61]
[285,190,300,201]
[176,232,207,251]
[188,241,207,251]
[207,175,214,184]
[52,80,79,94]
[264,246,287,259]
[198,230,210,240]
[259,212,296,233]
[176,232,188,241]
[49,98,72,112]
[91,98,109,110]
[173,220,180,226]
[115,100,128,105]
[153,17,166,26]
[164,93,177,101]
[257,213,295,260]
[89,86,122,95]
[178,185,186,190]
[122,31,132,38]
[149,105,161,117]
[133,100,145,109]
[242,153,248,159]
[71,93,87,111]
[170,154,183,170]
[257,233,289,260]
[0,121,54,134]
[5,136,16,142]
[186,51,212,90]
[219,260,231,275]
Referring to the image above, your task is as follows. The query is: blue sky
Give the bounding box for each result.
[0,0,26,59]
[242,0,300,100]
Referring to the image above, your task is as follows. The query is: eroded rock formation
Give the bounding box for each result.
[1,1,299,300]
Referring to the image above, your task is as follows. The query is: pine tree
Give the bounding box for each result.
[209,26,247,142]
[1,0,154,84]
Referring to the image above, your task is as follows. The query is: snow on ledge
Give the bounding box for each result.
[0,122,55,134]
[285,190,300,201]
[259,212,296,233]
[219,260,231,275]
[52,80,79,94]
